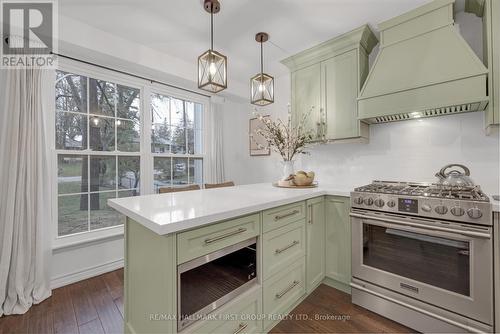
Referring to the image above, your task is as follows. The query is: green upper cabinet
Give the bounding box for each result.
[281,25,377,143]
[291,64,322,140]
[322,49,367,140]
[467,0,499,131]
[305,197,325,293]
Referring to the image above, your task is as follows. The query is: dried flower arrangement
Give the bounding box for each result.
[252,107,314,161]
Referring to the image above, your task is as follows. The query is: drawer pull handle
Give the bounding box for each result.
[275,240,299,254]
[204,228,247,244]
[275,280,300,299]
[233,323,248,334]
[274,209,300,221]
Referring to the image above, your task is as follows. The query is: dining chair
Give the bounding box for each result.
[158,184,201,193]
[204,181,235,189]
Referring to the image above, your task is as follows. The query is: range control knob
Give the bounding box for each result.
[387,200,396,208]
[450,206,465,217]
[353,197,364,205]
[421,204,432,212]
[374,199,385,207]
[434,205,448,215]
[467,207,483,219]
[364,198,374,206]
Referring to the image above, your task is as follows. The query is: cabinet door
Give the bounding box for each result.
[291,64,321,140]
[305,197,325,293]
[325,196,351,285]
[322,50,359,140]
[492,0,499,125]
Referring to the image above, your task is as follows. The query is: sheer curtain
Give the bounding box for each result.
[205,100,225,184]
[0,65,54,315]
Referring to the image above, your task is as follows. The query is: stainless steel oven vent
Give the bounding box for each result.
[366,101,488,124]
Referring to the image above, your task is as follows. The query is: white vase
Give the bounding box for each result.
[281,160,295,180]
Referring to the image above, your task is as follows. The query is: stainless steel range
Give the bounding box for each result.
[350,180,493,333]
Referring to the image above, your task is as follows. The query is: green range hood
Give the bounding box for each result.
[358,0,489,124]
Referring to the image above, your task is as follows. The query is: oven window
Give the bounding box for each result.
[363,224,470,296]
[179,242,257,323]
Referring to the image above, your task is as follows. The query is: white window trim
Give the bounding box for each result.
[53,58,210,249]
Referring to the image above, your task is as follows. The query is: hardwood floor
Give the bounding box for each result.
[0,269,124,334]
[270,285,415,333]
[0,269,414,334]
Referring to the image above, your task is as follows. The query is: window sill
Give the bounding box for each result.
[52,225,124,252]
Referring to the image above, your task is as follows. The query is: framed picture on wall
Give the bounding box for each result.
[249,116,271,156]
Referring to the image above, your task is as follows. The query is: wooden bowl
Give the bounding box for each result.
[293,176,314,186]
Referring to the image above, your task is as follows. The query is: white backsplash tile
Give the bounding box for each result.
[296,112,500,195]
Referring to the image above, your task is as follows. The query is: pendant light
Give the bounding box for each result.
[250,32,274,106]
[198,0,227,93]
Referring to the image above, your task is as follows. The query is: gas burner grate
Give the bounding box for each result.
[354,181,489,202]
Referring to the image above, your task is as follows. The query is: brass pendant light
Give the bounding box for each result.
[198,0,227,93]
[250,32,274,106]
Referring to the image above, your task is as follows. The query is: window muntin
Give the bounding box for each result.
[151,93,204,193]
[55,70,141,237]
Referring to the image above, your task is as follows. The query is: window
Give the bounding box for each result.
[151,93,203,193]
[55,70,141,237]
[54,63,208,242]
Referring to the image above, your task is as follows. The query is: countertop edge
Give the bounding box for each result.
[109,188,352,235]
[108,185,500,236]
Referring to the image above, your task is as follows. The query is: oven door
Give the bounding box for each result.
[351,210,493,325]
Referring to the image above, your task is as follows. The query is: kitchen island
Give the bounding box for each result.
[108,183,352,334]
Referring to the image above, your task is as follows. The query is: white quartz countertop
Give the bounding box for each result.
[108,183,351,235]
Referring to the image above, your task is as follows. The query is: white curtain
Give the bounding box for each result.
[205,101,225,183]
[0,66,53,316]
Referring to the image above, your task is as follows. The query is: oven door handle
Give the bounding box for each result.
[349,212,491,239]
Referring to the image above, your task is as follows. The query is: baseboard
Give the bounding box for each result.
[322,276,351,294]
[51,258,124,289]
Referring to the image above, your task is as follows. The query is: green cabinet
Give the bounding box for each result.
[325,196,351,293]
[291,64,322,140]
[281,25,377,142]
[490,0,500,129]
[468,0,500,131]
[322,50,368,140]
[305,197,325,293]
[124,196,352,334]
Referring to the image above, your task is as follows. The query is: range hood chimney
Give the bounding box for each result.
[358,0,488,124]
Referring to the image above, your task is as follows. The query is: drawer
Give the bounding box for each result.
[177,213,260,264]
[263,258,305,330]
[262,220,305,280]
[263,201,306,233]
[188,287,262,334]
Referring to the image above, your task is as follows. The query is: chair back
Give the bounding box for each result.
[159,184,201,193]
[204,181,235,189]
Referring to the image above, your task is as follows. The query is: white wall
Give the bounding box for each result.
[298,113,500,195]
[221,79,500,196]
[221,75,290,184]
[51,236,124,288]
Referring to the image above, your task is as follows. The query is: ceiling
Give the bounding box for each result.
[59,0,434,89]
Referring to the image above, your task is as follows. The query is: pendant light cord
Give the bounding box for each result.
[260,40,263,75]
[210,11,214,51]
